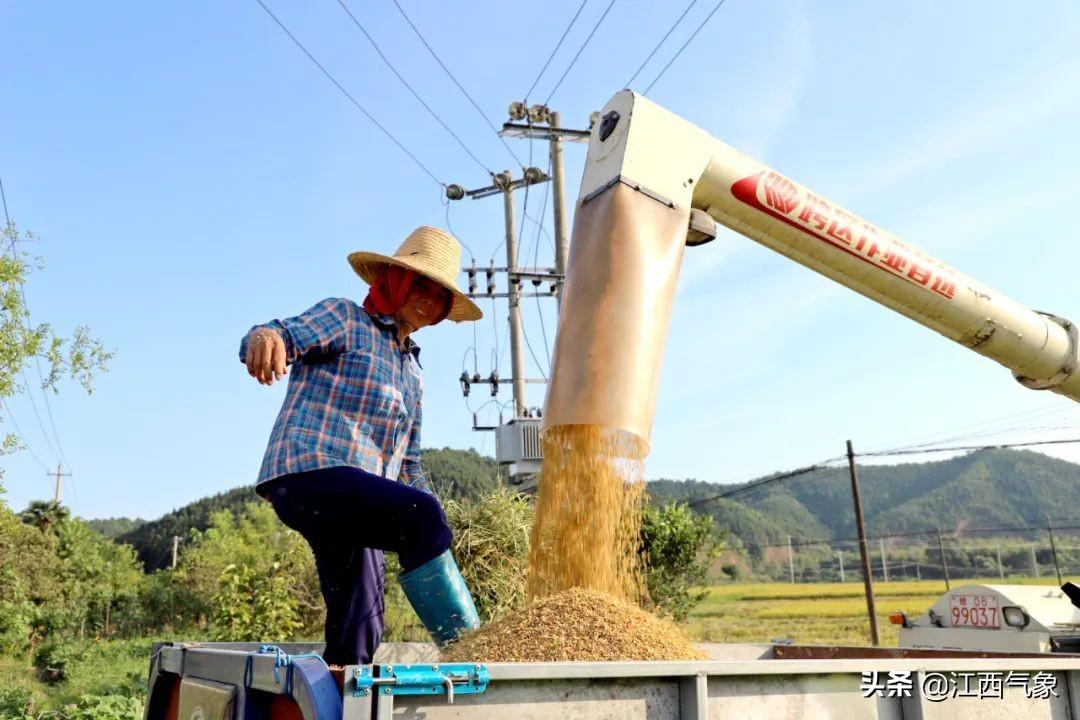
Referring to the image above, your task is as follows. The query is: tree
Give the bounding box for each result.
[176,502,322,641]
[640,502,723,622]
[19,500,70,532]
[0,222,111,462]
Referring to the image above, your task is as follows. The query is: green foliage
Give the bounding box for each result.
[640,502,722,621]
[119,448,502,571]
[443,488,533,621]
[19,502,70,533]
[413,447,502,501]
[32,642,82,685]
[117,486,255,571]
[0,686,34,720]
[212,562,301,641]
[59,693,143,720]
[177,502,321,641]
[0,224,112,458]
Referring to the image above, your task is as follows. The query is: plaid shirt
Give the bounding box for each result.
[240,297,433,495]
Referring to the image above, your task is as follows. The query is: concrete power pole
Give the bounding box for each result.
[879,538,889,583]
[548,111,570,313]
[836,551,845,583]
[997,545,1004,579]
[788,535,795,584]
[47,464,71,504]
[171,536,180,570]
[498,170,528,418]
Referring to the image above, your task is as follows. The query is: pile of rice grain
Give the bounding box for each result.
[441,588,705,663]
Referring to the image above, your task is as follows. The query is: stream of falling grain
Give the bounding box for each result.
[525,424,648,602]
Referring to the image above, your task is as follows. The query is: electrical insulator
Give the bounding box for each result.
[528,104,548,124]
[536,407,542,418]
[489,371,499,396]
[472,412,479,428]
[524,166,546,185]
[446,184,466,201]
[508,101,527,121]
[588,110,601,129]
[459,372,470,397]
[486,263,495,295]
[532,277,541,288]
[472,372,481,385]
[467,262,477,294]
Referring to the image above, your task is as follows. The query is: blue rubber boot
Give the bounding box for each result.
[398,549,480,646]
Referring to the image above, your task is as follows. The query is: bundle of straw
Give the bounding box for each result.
[443,488,534,622]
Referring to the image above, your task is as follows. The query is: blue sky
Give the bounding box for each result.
[2,1,1080,520]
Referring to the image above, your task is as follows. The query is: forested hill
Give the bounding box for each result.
[113,447,501,570]
[101,447,1080,571]
[647,449,1080,553]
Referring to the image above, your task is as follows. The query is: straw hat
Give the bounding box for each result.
[348,226,483,323]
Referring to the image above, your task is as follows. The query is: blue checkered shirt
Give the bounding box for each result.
[240,297,433,495]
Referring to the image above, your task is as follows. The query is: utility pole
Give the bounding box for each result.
[936,529,951,590]
[846,440,879,645]
[171,536,180,570]
[916,561,921,581]
[879,538,889,583]
[548,111,570,312]
[501,103,590,313]
[1047,517,1063,585]
[499,170,528,418]
[447,166,553,487]
[788,536,795,583]
[47,464,71,504]
[1032,546,1040,579]
[996,546,1004,580]
[836,551,845,583]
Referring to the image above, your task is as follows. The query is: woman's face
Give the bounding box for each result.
[395,276,451,335]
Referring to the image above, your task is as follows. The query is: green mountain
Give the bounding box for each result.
[84,516,146,539]
[115,447,501,570]
[109,446,1080,572]
[648,449,1080,548]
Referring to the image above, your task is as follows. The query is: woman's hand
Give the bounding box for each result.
[245,328,287,385]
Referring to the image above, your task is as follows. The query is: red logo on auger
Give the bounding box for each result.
[762,173,800,214]
[730,171,956,300]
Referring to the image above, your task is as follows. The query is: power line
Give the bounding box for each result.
[688,462,843,507]
[391,0,525,169]
[624,0,698,89]
[545,0,618,105]
[860,436,1080,458]
[643,0,726,95]
[2,178,69,471]
[524,0,590,103]
[334,0,493,176]
[253,0,444,188]
[1,400,49,472]
[19,369,59,461]
[861,403,1074,456]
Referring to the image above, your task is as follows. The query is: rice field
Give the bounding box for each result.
[683,577,1061,647]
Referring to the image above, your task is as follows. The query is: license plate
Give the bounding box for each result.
[949,594,1000,628]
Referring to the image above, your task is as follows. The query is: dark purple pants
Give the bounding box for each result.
[258,466,452,666]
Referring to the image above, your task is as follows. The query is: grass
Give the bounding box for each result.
[682,577,1061,647]
[0,639,150,718]
[0,577,1062,715]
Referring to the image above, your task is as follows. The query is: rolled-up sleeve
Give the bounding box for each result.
[239,297,354,364]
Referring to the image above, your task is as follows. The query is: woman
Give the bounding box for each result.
[239,226,483,666]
